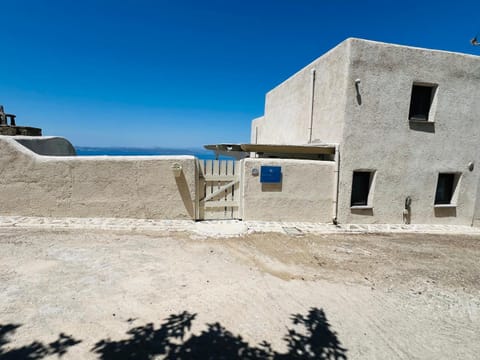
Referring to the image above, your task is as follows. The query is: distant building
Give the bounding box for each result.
[0,105,42,136]
[251,38,480,225]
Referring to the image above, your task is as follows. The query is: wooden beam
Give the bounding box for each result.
[203,200,239,208]
[202,180,237,202]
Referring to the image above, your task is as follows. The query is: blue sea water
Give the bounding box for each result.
[74,147,227,160]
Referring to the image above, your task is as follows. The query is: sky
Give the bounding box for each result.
[1,0,480,148]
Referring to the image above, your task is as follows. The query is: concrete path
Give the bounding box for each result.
[0,215,479,237]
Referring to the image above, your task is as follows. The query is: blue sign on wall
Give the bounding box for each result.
[260,166,282,183]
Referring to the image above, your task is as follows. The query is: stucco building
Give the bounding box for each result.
[251,38,480,225]
[2,38,480,225]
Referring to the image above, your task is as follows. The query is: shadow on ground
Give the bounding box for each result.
[92,307,347,359]
[1,307,347,359]
[0,324,80,359]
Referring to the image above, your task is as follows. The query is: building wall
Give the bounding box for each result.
[251,38,480,225]
[241,158,335,222]
[0,136,197,219]
[472,179,480,226]
[336,39,480,225]
[250,116,264,144]
[252,41,350,145]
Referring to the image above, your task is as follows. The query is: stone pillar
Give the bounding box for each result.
[6,114,16,126]
[0,106,7,126]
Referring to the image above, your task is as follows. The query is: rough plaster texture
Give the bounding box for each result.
[250,116,264,144]
[241,158,334,222]
[251,38,480,225]
[252,41,349,145]
[0,136,196,219]
[338,39,480,225]
[14,136,77,156]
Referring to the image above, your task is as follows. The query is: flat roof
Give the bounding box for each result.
[204,143,336,155]
[241,144,335,155]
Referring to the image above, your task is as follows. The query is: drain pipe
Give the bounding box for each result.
[308,68,316,143]
[332,144,340,225]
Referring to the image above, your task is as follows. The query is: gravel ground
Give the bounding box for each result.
[0,227,479,359]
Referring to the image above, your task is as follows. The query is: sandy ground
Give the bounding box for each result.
[0,227,479,359]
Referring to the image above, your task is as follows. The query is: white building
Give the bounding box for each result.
[251,38,480,225]
[2,38,480,225]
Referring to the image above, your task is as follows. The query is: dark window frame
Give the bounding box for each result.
[351,171,375,207]
[408,83,437,122]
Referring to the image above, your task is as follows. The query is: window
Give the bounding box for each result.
[435,173,459,205]
[351,171,374,207]
[409,84,436,121]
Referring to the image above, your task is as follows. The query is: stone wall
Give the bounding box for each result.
[0,126,42,136]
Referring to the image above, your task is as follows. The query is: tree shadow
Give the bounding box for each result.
[278,308,347,359]
[91,311,196,360]
[0,323,81,359]
[92,307,347,359]
[1,307,346,359]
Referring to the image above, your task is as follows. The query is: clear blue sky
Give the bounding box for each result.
[1,0,479,148]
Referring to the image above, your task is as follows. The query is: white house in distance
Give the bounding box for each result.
[251,38,480,226]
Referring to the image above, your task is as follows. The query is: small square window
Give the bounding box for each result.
[409,84,436,121]
[435,173,460,205]
[351,171,374,207]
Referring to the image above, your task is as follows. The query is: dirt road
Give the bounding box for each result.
[0,228,479,359]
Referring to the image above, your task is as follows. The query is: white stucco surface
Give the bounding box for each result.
[0,136,197,219]
[241,158,334,222]
[337,39,480,225]
[251,38,480,225]
[250,116,264,144]
[252,41,349,145]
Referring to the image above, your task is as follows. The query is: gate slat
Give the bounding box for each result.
[206,159,222,220]
[226,160,234,219]
[232,161,240,218]
[198,160,205,220]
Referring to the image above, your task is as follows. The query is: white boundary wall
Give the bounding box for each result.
[241,158,335,222]
[0,136,197,219]
[0,136,334,223]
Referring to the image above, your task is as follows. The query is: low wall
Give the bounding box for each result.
[0,136,196,219]
[241,158,335,222]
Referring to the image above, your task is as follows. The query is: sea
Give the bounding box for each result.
[74,146,228,160]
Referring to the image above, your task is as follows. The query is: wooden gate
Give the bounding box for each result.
[197,159,241,220]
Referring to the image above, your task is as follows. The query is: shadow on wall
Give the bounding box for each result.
[434,207,457,218]
[408,121,435,133]
[262,183,283,192]
[175,171,195,219]
[0,308,347,359]
[0,324,81,359]
[351,208,373,216]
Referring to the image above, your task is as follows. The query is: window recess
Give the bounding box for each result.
[351,171,375,208]
[434,173,460,206]
[408,83,437,122]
